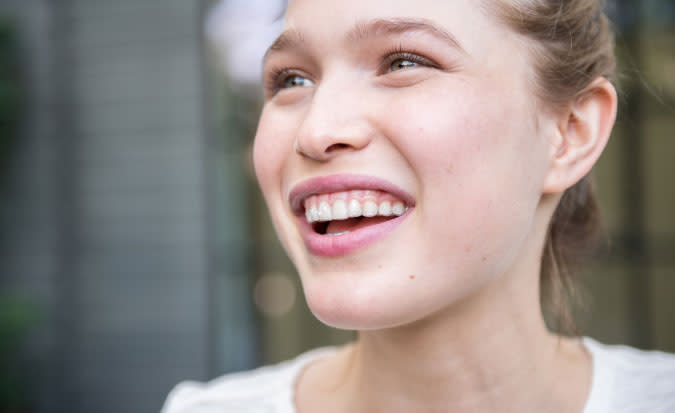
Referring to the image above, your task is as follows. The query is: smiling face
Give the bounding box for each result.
[253,0,557,330]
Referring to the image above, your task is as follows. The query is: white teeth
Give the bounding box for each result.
[392,202,406,216]
[310,205,320,222]
[363,200,378,217]
[326,230,349,237]
[318,202,332,221]
[332,199,348,220]
[348,199,362,218]
[304,197,409,223]
[378,201,392,216]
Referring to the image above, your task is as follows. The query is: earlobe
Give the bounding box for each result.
[543,78,618,194]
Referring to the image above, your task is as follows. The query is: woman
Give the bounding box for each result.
[164,0,675,411]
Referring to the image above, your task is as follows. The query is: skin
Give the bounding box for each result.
[254,0,617,411]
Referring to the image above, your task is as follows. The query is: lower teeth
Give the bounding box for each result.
[326,231,350,237]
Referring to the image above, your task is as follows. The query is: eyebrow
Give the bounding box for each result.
[348,18,465,52]
[263,17,466,65]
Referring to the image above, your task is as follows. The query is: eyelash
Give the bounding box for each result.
[265,68,303,96]
[264,47,439,96]
[378,45,439,74]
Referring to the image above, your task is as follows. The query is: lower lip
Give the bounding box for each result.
[296,208,413,257]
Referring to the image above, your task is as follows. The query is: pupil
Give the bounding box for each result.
[393,59,416,71]
[285,75,304,88]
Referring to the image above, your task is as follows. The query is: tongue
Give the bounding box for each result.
[325,216,393,235]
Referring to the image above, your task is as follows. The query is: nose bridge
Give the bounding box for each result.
[295,74,373,160]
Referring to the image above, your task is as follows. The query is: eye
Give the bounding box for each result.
[389,57,420,72]
[380,51,438,74]
[265,68,315,97]
[281,74,315,89]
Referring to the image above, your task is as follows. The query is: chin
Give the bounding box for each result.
[307,297,410,331]
[300,271,441,331]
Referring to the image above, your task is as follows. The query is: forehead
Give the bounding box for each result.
[286,0,475,21]
[281,0,510,57]
[265,17,467,62]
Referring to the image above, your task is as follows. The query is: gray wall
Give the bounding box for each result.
[0,0,256,412]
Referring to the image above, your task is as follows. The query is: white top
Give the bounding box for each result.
[162,338,675,413]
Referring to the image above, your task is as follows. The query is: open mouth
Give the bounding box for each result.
[303,190,408,236]
[288,174,415,256]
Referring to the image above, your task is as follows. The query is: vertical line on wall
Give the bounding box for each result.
[619,0,653,349]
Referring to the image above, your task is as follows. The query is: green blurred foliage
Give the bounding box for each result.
[0,296,39,411]
[0,17,31,412]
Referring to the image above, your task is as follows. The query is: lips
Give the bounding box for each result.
[288,174,415,257]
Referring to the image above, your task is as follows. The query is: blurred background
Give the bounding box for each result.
[0,0,672,411]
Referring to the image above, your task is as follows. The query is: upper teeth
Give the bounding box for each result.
[304,191,408,224]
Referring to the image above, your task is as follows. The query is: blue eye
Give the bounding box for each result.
[389,58,419,72]
[264,68,316,97]
[282,74,314,89]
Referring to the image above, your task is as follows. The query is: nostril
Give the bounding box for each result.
[325,143,351,153]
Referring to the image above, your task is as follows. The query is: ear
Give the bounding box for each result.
[543,78,618,194]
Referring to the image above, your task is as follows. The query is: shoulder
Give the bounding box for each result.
[161,347,337,413]
[584,337,675,413]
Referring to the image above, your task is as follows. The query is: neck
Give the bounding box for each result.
[347,271,562,412]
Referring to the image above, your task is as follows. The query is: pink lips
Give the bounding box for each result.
[288,174,415,257]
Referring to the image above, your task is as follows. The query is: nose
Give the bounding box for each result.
[294,79,375,162]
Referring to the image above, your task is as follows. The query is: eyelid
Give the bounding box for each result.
[378,50,440,74]
[263,47,444,97]
[264,67,314,97]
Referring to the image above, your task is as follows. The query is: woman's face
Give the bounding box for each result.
[254,0,554,329]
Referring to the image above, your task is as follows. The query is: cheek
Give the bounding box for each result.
[388,90,534,186]
[382,82,546,269]
[253,110,313,274]
[253,109,293,197]
[386,79,544,196]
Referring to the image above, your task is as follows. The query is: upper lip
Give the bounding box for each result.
[288,174,416,215]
